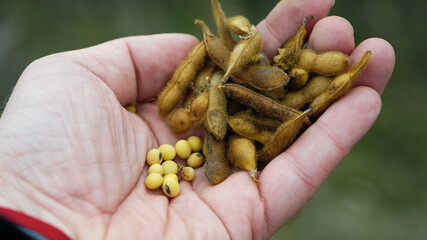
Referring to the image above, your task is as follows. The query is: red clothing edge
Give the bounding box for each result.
[0,206,71,240]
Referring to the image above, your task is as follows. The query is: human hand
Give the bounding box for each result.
[0,0,394,239]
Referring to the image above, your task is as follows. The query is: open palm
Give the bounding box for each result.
[0,0,394,239]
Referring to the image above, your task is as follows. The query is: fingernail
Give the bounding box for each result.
[332,0,335,7]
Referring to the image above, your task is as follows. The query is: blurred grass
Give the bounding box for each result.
[1,0,426,239]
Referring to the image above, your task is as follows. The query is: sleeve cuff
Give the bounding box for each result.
[0,206,71,240]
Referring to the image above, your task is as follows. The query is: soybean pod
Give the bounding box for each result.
[258,110,311,164]
[205,70,228,139]
[281,75,333,109]
[158,41,208,116]
[196,20,288,91]
[309,51,372,119]
[224,83,302,121]
[204,130,230,184]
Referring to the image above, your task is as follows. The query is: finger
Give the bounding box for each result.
[256,0,335,59]
[350,38,395,95]
[66,34,199,105]
[259,86,382,234]
[306,16,355,54]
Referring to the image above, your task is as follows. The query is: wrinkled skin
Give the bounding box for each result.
[0,0,395,239]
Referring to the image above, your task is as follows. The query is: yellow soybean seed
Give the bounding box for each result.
[162,160,178,175]
[145,173,163,190]
[187,152,204,168]
[124,104,136,113]
[159,144,176,160]
[162,178,180,198]
[175,140,192,159]
[187,136,203,152]
[148,164,164,175]
[164,173,179,182]
[181,167,196,181]
[147,149,163,165]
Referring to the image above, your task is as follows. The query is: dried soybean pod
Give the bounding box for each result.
[288,68,309,89]
[282,75,333,109]
[227,15,252,38]
[167,108,193,134]
[206,71,227,139]
[227,136,259,182]
[158,41,208,116]
[197,20,288,91]
[190,89,210,120]
[233,64,289,91]
[222,26,263,82]
[211,0,236,49]
[296,49,350,76]
[309,51,372,119]
[224,83,301,121]
[167,90,210,134]
[233,110,281,131]
[204,131,229,184]
[258,110,311,164]
[273,17,311,71]
[227,114,274,145]
[182,61,216,107]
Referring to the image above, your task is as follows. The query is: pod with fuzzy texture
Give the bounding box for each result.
[167,90,210,134]
[309,51,372,119]
[224,83,302,121]
[227,15,252,37]
[211,0,236,48]
[182,61,216,107]
[204,131,229,184]
[205,71,227,139]
[233,110,281,131]
[288,68,309,90]
[258,110,311,164]
[222,25,263,81]
[273,17,310,71]
[158,41,208,116]
[296,49,350,76]
[196,20,288,91]
[227,136,258,181]
[282,75,333,109]
[227,113,275,145]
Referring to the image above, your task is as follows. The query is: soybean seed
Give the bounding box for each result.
[187,152,204,168]
[145,173,163,190]
[175,140,192,159]
[159,144,176,160]
[147,149,163,165]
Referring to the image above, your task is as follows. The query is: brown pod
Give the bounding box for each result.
[273,17,310,71]
[211,0,236,48]
[288,68,309,90]
[196,20,288,91]
[167,108,194,134]
[296,49,350,76]
[309,51,372,119]
[182,61,216,107]
[166,90,210,134]
[227,136,258,181]
[227,113,274,145]
[204,130,229,184]
[206,70,227,139]
[282,75,333,109]
[232,110,281,131]
[227,15,252,37]
[224,83,302,121]
[222,26,263,81]
[158,41,208,116]
[258,110,311,164]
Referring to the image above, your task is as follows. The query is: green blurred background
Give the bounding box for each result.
[0,0,426,239]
